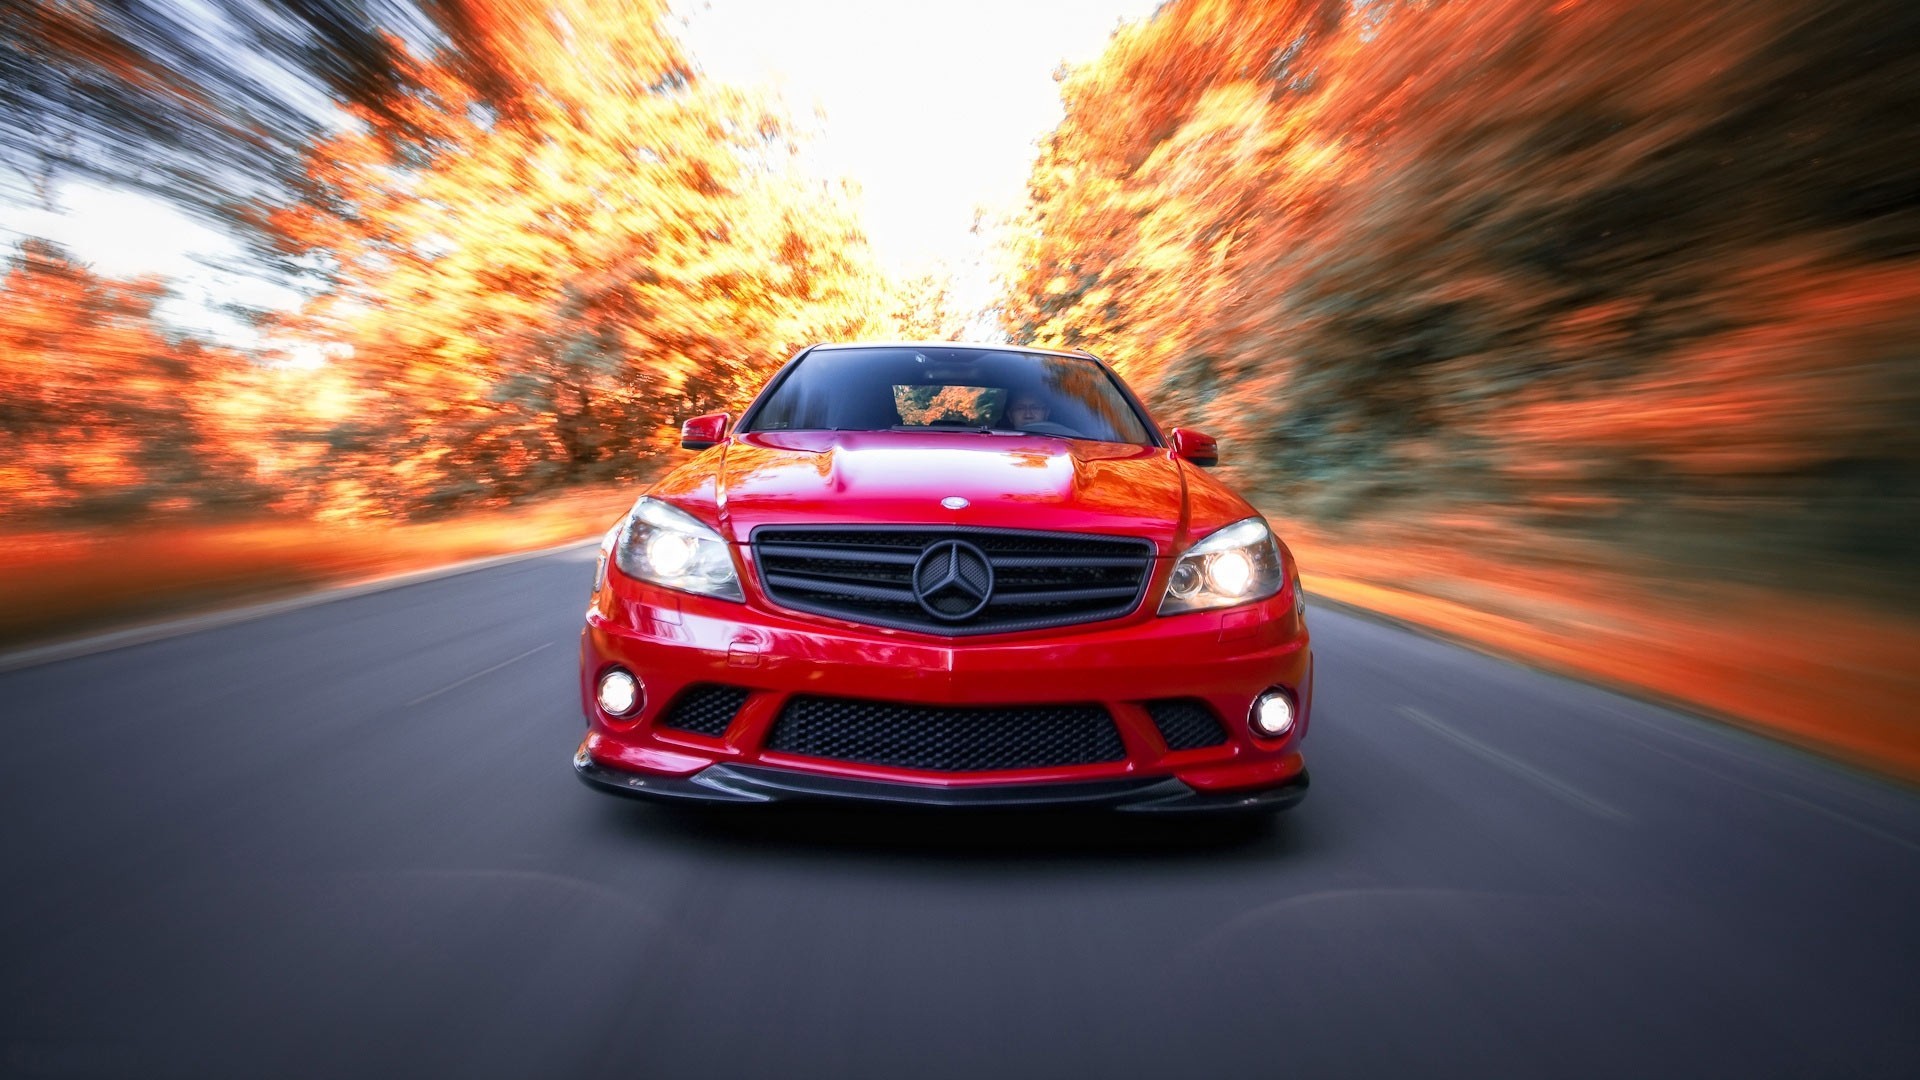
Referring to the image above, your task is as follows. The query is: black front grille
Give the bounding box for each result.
[1146,698,1229,751]
[766,696,1127,772]
[751,526,1155,635]
[658,684,750,737]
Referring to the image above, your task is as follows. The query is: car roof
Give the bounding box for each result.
[809,341,1100,361]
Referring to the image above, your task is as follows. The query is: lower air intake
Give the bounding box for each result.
[1145,698,1229,751]
[766,696,1126,772]
[658,684,750,737]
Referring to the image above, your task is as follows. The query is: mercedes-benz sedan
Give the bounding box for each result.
[574,343,1312,812]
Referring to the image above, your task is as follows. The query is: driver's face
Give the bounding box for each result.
[1007,396,1048,425]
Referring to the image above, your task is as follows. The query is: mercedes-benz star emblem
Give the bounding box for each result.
[911,540,994,622]
[940,496,969,510]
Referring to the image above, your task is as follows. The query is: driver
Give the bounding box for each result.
[1005,392,1050,429]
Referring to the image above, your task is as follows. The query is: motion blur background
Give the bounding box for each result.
[1,0,1915,775]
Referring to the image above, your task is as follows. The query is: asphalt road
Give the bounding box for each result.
[2,546,1916,1079]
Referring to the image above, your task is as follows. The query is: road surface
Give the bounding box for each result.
[3,545,1916,1078]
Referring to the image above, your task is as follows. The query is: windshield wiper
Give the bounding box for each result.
[889,424,1028,436]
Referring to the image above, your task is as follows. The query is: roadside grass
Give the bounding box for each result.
[0,485,640,651]
[1273,511,1920,785]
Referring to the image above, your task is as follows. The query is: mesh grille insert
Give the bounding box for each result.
[658,684,750,737]
[766,696,1126,772]
[1146,698,1229,751]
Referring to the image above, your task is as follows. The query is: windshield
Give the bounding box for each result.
[740,347,1156,445]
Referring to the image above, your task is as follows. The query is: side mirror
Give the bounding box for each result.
[680,412,730,450]
[1169,427,1219,467]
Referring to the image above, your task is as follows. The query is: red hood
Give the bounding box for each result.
[647,430,1253,552]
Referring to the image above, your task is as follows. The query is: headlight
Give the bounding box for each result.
[1158,516,1285,615]
[611,497,743,601]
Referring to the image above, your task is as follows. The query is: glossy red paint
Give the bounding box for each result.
[579,579,1310,799]
[679,412,728,450]
[651,429,1258,552]
[576,345,1313,810]
[1167,427,1219,467]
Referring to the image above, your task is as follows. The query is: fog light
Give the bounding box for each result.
[597,669,641,717]
[1251,690,1295,738]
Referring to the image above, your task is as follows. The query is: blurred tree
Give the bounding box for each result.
[1002,0,1920,585]
[0,1,431,244]
[884,267,969,342]
[0,0,630,251]
[269,0,888,513]
[0,239,248,516]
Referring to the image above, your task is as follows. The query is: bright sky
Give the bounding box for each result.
[676,0,1159,272]
[0,183,305,346]
[0,0,1158,339]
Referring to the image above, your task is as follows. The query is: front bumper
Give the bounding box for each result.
[575,744,1310,813]
[578,571,1312,810]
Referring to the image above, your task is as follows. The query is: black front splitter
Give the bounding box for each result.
[574,745,1308,814]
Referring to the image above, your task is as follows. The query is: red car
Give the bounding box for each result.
[574,343,1312,812]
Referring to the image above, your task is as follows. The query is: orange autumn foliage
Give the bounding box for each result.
[264,0,893,515]
[1004,0,1920,599]
[0,240,244,515]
